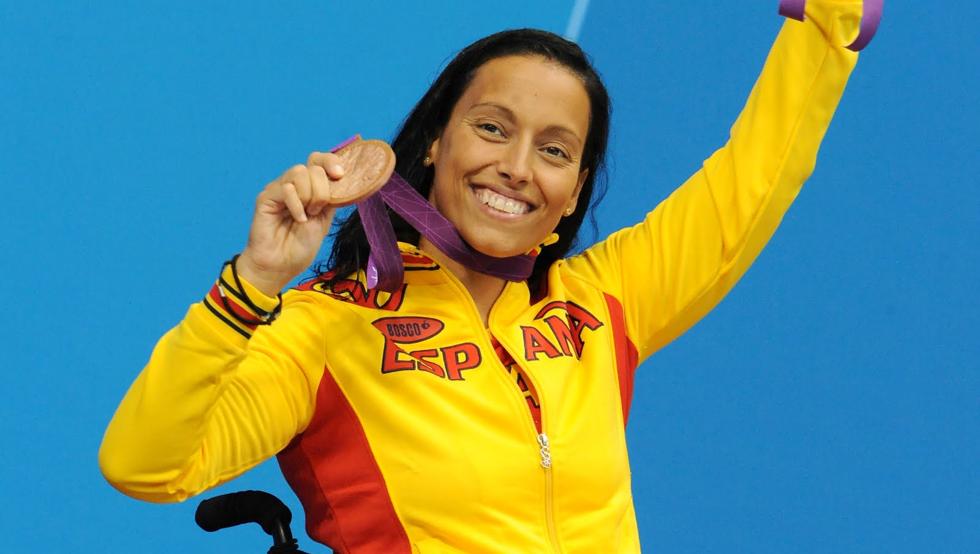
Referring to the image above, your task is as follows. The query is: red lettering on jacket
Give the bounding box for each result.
[409,349,445,378]
[521,301,604,361]
[442,343,482,381]
[372,317,444,344]
[542,315,575,356]
[380,344,416,373]
[371,317,479,380]
[301,276,406,311]
[522,326,563,361]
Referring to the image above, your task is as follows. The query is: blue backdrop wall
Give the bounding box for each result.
[2,1,977,552]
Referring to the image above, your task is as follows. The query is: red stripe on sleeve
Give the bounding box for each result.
[207,285,259,330]
[277,369,411,553]
[603,293,639,426]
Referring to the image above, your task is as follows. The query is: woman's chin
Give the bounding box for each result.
[463,234,531,259]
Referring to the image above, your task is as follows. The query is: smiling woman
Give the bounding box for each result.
[422,54,594,319]
[100,5,868,552]
[323,29,612,310]
[426,56,590,258]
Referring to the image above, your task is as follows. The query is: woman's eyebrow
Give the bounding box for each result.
[542,125,584,151]
[469,102,516,119]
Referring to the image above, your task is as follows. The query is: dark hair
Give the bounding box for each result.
[317,28,611,291]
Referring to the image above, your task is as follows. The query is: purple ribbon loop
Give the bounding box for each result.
[778,0,806,21]
[360,173,536,292]
[356,194,403,291]
[845,0,883,52]
[777,0,883,51]
[331,133,536,292]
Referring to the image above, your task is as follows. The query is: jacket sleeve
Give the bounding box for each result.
[563,1,863,362]
[99,265,330,503]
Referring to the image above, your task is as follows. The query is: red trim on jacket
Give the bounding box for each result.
[277,369,411,553]
[490,336,542,433]
[207,285,259,330]
[603,293,639,425]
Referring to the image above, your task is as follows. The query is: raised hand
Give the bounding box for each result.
[237,151,347,296]
[237,140,397,296]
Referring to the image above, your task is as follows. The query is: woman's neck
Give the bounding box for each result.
[417,237,506,326]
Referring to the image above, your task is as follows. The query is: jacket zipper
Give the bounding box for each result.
[487,340,563,553]
[435,268,563,552]
[538,433,562,552]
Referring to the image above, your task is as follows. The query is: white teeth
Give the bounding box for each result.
[475,187,530,215]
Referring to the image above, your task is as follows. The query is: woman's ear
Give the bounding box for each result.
[565,168,589,215]
[426,138,440,166]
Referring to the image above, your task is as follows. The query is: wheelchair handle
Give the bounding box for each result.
[195,490,308,553]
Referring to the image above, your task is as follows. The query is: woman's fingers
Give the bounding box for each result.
[307,151,346,180]
[281,163,322,221]
[242,151,351,291]
[280,182,308,222]
[263,152,350,223]
[306,151,346,216]
[306,164,331,217]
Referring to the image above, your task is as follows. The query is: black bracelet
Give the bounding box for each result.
[217,255,283,326]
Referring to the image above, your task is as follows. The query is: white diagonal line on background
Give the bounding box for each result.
[564,0,591,41]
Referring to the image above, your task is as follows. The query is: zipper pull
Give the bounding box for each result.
[537,433,552,469]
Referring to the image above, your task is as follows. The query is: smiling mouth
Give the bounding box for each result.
[473,186,533,215]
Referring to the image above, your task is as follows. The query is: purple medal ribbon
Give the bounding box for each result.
[356,192,404,291]
[779,0,883,52]
[331,140,536,292]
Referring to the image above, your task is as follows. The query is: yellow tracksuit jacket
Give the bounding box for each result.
[100,3,863,552]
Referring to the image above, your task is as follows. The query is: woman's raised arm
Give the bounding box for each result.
[99,151,355,502]
[566,1,867,362]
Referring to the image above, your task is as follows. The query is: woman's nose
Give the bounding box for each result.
[496,142,532,185]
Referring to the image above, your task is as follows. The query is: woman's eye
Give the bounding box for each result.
[543,146,569,159]
[479,123,503,135]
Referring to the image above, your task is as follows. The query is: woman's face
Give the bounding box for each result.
[426,55,591,259]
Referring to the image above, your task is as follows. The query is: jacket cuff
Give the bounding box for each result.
[201,263,282,337]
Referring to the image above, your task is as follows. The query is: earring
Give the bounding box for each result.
[423,156,432,166]
[564,207,574,216]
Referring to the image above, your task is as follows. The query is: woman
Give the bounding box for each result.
[101,3,866,551]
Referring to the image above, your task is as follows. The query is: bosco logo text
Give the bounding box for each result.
[372,317,482,381]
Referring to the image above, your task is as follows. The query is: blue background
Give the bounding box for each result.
[2,1,977,552]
